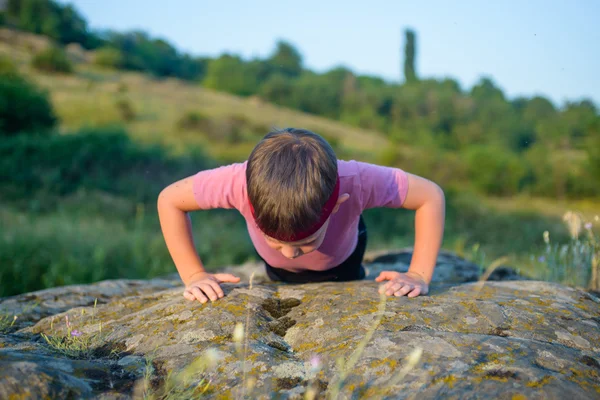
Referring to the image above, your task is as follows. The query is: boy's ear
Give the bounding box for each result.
[333,193,350,213]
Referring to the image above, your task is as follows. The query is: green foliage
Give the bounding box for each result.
[403,29,417,83]
[203,54,260,96]
[0,68,57,135]
[465,146,526,196]
[31,45,73,73]
[177,111,212,132]
[40,303,107,359]
[0,127,212,201]
[93,46,123,68]
[259,73,294,105]
[105,30,208,80]
[0,314,18,333]
[115,98,136,121]
[0,55,18,75]
[534,212,599,288]
[4,0,101,48]
[177,111,267,144]
[268,40,303,78]
[6,1,599,200]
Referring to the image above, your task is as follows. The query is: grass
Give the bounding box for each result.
[28,63,390,164]
[0,314,17,333]
[534,212,599,289]
[0,199,254,297]
[139,348,221,399]
[39,299,113,359]
[1,188,597,297]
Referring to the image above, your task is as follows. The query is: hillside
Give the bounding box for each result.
[0,28,389,164]
[1,27,599,298]
[2,28,598,216]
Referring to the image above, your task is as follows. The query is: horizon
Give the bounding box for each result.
[60,0,600,108]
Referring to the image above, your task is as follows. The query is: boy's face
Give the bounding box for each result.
[263,218,331,259]
[262,193,350,259]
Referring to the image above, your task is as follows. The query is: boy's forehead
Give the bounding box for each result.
[263,227,323,245]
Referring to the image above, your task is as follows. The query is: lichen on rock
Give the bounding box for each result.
[1,251,599,399]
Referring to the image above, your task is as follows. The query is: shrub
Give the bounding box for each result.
[0,55,18,75]
[31,46,73,73]
[0,70,57,136]
[0,127,213,202]
[465,146,527,196]
[177,111,212,132]
[115,98,136,121]
[177,112,255,144]
[93,47,124,69]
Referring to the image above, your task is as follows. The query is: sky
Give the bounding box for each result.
[63,0,600,106]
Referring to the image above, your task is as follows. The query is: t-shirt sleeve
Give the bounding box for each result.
[357,161,409,210]
[192,162,247,210]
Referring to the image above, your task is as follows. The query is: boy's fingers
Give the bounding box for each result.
[379,280,398,294]
[183,290,195,301]
[191,287,208,303]
[407,287,422,298]
[386,282,404,295]
[207,281,224,298]
[395,285,414,297]
[375,271,397,282]
[199,283,219,301]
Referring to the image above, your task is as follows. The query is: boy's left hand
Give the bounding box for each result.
[375,271,429,298]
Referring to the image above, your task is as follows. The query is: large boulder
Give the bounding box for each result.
[1,252,599,399]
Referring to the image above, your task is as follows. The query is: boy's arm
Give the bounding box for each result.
[157,175,208,285]
[376,172,445,297]
[399,173,445,283]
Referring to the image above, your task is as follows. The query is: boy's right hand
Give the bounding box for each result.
[183,272,241,303]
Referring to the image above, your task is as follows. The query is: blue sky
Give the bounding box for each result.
[63,0,600,106]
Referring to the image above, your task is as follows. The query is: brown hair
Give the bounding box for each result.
[246,128,338,240]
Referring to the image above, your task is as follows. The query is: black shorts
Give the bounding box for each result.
[261,215,367,283]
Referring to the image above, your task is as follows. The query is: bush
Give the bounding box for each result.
[115,98,136,121]
[176,112,261,144]
[0,70,57,136]
[31,46,73,73]
[465,146,527,196]
[0,55,18,75]
[93,47,123,69]
[0,127,214,203]
[177,111,212,132]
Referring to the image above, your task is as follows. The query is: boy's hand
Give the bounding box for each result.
[375,271,429,298]
[183,272,241,303]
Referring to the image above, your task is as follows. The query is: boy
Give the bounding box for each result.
[158,128,445,303]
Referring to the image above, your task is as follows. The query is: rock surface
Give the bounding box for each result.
[1,252,599,399]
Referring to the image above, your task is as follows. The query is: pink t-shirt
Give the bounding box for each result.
[192,160,409,272]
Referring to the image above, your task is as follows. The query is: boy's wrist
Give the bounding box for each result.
[183,270,208,286]
[406,269,431,284]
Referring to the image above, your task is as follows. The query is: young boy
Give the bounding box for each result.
[157,128,445,303]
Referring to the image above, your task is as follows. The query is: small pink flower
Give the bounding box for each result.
[585,222,593,230]
[310,355,321,371]
[70,330,82,337]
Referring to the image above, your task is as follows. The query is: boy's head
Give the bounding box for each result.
[247,128,343,248]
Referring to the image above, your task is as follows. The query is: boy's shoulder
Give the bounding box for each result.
[337,159,386,178]
[337,159,361,177]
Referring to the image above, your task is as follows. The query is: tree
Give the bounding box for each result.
[4,0,98,48]
[203,54,259,96]
[268,40,303,78]
[403,29,418,83]
[0,65,57,135]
